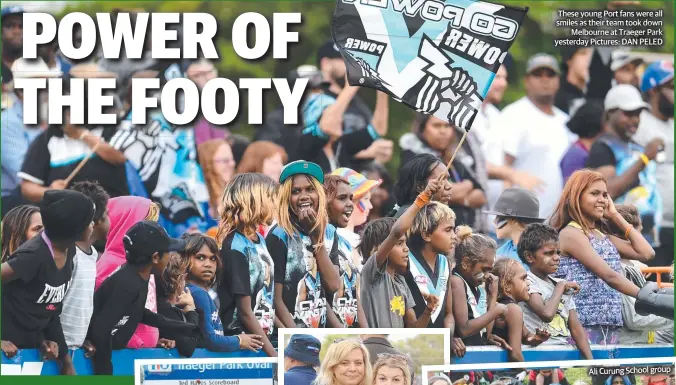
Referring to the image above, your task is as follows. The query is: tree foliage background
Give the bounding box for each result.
[54,0,674,175]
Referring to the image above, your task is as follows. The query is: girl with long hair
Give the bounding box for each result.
[198,138,236,220]
[398,115,487,229]
[216,173,278,357]
[549,169,657,345]
[391,154,453,218]
[1,205,42,262]
[266,161,341,329]
[182,233,264,353]
[372,354,412,385]
[314,339,372,385]
[236,141,288,181]
[156,253,200,358]
[489,258,549,362]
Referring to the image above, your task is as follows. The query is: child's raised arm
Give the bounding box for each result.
[375,180,441,268]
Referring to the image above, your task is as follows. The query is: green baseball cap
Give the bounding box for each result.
[279,160,325,184]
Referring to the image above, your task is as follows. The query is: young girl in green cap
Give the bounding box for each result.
[266,160,341,329]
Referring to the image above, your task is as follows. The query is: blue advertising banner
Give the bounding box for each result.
[140,361,275,385]
[2,345,673,375]
[332,0,528,130]
[1,348,267,376]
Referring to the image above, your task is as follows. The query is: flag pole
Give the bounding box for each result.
[437,130,468,183]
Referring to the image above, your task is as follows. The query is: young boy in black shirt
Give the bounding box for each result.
[87,221,199,375]
[1,190,96,375]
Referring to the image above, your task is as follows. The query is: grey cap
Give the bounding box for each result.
[526,53,561,75]
[483,188,545,221]
[610,50,643,72]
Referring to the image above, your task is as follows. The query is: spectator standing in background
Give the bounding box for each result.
[560,100,606,183]
[1,6,23,70]
[610,50,644,89]
[298,41,391,172]
[555,45,593,115]
[2,58,62,217]
[2,61,14,110]
[585,84,664,246]
[18,65,129,203]
[186,59,231,146]
[283,334,322,385]
[632,61,674,268]
[256,65,327,161]
[471,56,544,237]
[38,39,72,79]
[501,53,574,219]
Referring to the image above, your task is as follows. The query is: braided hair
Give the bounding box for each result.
[1,205,41,262]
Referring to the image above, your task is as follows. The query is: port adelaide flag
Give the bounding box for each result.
[332,0,528,131]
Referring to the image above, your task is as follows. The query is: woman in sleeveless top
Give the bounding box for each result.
[550,170,655,345]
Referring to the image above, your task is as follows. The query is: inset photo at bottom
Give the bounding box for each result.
[278,328,451,385]
[135,357,278,385]
[422,357,676,385]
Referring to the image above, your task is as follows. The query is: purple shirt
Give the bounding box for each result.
[560,141,589,183]
[194,117,230,147]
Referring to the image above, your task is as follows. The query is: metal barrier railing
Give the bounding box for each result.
[640,267,674,288]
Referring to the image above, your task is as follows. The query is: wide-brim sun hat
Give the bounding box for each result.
[482,187,546,221]
[279,160,324,184]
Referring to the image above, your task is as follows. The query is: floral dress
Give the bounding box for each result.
[553,222,623,346]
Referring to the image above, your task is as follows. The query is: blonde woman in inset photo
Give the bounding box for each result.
[314,339,372,385]
[372,353,411,385]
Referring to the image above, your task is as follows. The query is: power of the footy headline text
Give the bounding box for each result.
[15,12,307,126]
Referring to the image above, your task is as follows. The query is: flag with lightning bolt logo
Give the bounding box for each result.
[332,0,528,131]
